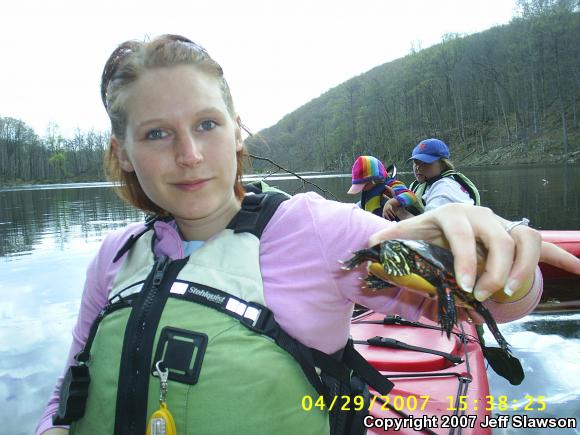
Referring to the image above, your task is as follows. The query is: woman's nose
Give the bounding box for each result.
[175,133,203,167]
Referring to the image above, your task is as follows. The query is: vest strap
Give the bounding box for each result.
[341,340,394,395]
[227,192,288,237]
[113,216,171,263]
[170,280,274,328]
[113,191,288,263]
[170,280,394,399]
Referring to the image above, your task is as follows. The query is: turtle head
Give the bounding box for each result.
[378,240,413,276]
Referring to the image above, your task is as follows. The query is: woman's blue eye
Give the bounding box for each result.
[145,129,167,140]
[198,120,217,131]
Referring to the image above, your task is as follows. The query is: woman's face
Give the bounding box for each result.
[412,159,442,183]
[113,65,242,237]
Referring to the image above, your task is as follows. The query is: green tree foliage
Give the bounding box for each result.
[0,118,109,184]
[248,6,580,172]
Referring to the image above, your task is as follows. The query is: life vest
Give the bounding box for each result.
[408,170,480,215]
[53,190,392,435]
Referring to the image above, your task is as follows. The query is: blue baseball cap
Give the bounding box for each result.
[408,138,450,163]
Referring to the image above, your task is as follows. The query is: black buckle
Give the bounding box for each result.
[241,302,274,332]
[52,365,91,425]
[151,327,208,385]
[242,193,265,211]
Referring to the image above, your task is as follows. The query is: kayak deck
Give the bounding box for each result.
[350,311,491,434]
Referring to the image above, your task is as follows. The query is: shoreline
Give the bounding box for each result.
[1,158,579,189]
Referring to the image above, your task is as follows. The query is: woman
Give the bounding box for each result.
[37,35,580,435]
[408,138,480,214]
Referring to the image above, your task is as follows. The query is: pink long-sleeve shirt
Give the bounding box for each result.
[36,192,542,433]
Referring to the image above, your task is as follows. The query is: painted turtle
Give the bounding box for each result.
[342,239,510,351]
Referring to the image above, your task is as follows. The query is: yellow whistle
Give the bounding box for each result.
[147,402,177,435]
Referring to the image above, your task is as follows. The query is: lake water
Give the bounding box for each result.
[1,164,579,434]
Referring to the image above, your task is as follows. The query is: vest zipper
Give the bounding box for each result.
[114,255,187,435]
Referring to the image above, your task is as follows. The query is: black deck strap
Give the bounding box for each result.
[355,336,462,365]
[341,340,394,395]
[356,314,445,333]
[227,192,288,238]
[383,314,437,328]
[112,215,171,263]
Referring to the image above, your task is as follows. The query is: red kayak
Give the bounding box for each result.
[539,230,580,277]
[538,230,580,311]
[351,312,491,434]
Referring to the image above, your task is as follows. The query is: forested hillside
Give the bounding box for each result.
[1,0,579,185]
[248,1,580,172]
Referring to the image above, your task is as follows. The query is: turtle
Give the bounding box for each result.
[341,239,510,351]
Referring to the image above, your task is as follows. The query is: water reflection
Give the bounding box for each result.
[0,186,144,435]
[1,165,578,260]
[0,187,144,258]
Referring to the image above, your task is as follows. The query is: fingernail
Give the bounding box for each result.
[458,274,474,293]
[503,285,514,297]
[503,279,520,297]
[475,289,492,302]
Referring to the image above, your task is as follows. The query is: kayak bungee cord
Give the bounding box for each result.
[354,311,476,435]
[352,314,482,345]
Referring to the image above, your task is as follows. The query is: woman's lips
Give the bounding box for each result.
[173,178,211,191]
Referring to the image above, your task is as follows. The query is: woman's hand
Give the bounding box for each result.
[368,203,580,302]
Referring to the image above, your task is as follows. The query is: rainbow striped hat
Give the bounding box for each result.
[347,156,388,194]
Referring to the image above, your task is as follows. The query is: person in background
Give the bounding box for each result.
[36,35,580,435]
[346,155,417,220]
[408,138,480,215]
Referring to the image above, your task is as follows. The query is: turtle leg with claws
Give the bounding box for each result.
[362,276,396,290]
[472,302,510,352]
[437,283,457,338]
[340,247,381,270]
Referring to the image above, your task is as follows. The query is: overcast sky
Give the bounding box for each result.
[1,0,518,138]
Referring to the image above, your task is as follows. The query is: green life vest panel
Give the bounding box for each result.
[244,180,292,197]
[409,169,480,215]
